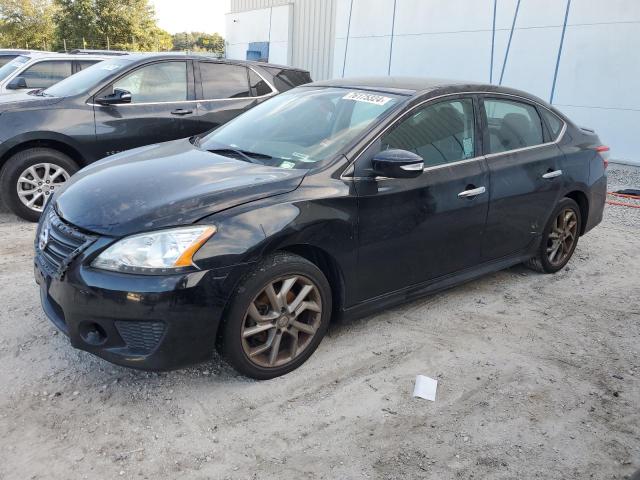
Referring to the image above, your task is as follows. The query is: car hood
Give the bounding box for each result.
[54,139,307,237]
[0,92,64,112]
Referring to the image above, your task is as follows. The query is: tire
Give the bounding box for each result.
[220,252,332,380]
[0,148,79,222]
[526,197,582,274]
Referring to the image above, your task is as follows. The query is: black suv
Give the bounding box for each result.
[0,53,311,221]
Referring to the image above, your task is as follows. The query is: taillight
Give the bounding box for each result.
[594,145,610,169]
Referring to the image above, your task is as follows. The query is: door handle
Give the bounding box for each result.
[542,169,563,179]
[458,186,486,198]
[171,109,193,116]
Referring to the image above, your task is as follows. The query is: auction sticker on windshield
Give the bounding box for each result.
[343,91,392,105]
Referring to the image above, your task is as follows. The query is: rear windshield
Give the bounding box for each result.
[44,58,129,97]
[0,55,30,82]
[198,87,404,170]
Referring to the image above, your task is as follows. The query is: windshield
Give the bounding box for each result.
[44,58,130,97]
[199,87,404,170]
[0,55,30,82]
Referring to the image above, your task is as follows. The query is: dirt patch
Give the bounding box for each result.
[0,203,638,479]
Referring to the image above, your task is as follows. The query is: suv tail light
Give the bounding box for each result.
[593,145,610,169]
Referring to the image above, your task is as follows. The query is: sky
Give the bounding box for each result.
[151,0,230,35]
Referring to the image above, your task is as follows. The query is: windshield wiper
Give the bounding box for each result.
[208,148,272,165]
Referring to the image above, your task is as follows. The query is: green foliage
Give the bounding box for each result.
[0,0,58,50]
[53,0,173,51]
[172,31,224,55]
[0,0,221,52]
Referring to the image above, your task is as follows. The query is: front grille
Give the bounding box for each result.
[115,321,166,353]
[36,208,95,279]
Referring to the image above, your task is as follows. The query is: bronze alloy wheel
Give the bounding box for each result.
[240,275,322,368]
[546,207,579,266]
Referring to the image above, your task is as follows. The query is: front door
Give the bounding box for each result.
[93,60,201,159]
[354,96,490,302]
[479,96,564,260]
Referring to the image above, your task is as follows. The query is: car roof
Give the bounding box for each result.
[308,76,547,104]
[7,51,110,61]
[0,49,51,55]
[117,53,310,72]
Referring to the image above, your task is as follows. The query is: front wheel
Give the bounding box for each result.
[220,253,332,379]
[0,148,79,222]
[526,197,582,273]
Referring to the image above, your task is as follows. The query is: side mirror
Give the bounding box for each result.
[96,88,132,106]
[7,76,28,90]
[371,149,424,179]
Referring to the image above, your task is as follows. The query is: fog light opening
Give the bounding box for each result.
[79,322,108,346]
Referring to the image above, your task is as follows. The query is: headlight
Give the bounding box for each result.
[92,226,216,274]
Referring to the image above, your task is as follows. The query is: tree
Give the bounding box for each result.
[53,0,172,51]
[0,0,57,50]
[195,32,223,54]
[171,31,224,55]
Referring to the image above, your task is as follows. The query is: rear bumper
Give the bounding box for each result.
[583,174,607,234]
[35,259,241,371]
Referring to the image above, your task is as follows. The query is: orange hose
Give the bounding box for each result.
[607,191,640,200]
[606,200,640,209]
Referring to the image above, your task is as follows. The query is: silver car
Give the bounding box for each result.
[0,52,110,95]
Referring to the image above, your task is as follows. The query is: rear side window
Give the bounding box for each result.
[0,55,18,67]
[200,63,250,99]
[21,60,73,88]
[113,61,187,103]
[248,69,272,96]
[540,108,564,139]
[484,98,543,153]
[265,67,311,92]
[381,98,476,167]
[77,60,100,71]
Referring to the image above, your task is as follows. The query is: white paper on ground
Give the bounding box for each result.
[413,375,438,401]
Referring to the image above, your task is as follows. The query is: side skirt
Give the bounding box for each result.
[340,251,534,321]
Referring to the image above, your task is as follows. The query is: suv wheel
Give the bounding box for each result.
[220,252,332,379]
[0,148,79,222]
[526,197,582,273]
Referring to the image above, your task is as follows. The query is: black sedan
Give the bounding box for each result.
[0,53,310,221]
[34,77,607,379]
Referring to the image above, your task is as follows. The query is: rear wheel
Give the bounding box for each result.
[526,197,581,273]
[0,148,78,222]
[220,253,332,379]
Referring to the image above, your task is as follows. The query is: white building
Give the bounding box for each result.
[226,0,640,165]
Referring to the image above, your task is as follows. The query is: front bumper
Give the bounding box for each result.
[35,256,239,371]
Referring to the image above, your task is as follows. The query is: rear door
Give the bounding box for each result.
[194,61,275,134]
[479,95,564,260]
[92,60,201,158]
[354,95,490,301]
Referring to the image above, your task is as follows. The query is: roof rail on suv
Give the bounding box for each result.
[66,49,129,56]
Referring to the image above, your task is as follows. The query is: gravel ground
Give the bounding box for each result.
[0,171,639,480]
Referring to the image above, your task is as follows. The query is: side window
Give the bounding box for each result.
[21,61,73,88]
[0,55,18,67]
[200,63,250,99]
[248,69,272,96]
[77,60,100,71]
[540,108,564,139]
[484,98,544,153]
[265,67,312,92]
[113,61,187,103]
[381,98,476,167]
